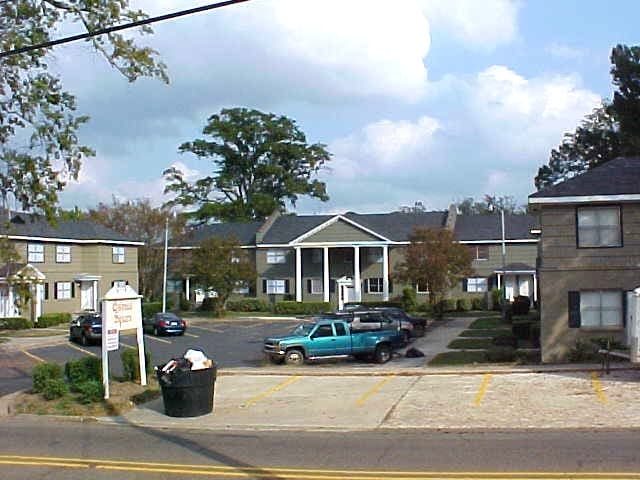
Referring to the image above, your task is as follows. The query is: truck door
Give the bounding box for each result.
[332,322,350,355]
[308,323,345,357]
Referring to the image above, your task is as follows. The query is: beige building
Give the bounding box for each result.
[0,212,142,320]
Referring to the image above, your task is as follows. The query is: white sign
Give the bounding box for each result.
[104,298,141,331]
[105,328,119,352]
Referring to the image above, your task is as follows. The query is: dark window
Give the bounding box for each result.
[577,206,621,247]
[334,323,347,336]
[313,324,333,338]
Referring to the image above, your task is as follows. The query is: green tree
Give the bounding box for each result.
[456,195,525,215]
[164,108,331,223]
[393,228,473,318]
[188,237,256,317]
[610,44,640,152]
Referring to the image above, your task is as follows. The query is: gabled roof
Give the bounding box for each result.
[1,213,141,243]
[261,215,335,243]
[177,221,263,246]
[454,214,539,241]
[529,157,640,201]
[0,263,27,279]
[343,212,447,242]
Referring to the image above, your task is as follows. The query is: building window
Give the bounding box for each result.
[112,246,125,263]
[311,249,322,264]
[577,206,621,247]
[266,249,287,264]
[309,278,323,295]
[113,280,127,288]
[233,281,249,294]
[416,282,429,294]
[367,248,383,263]
[465,277,488,293]
[56,245,71,263]
[366,278,383,294]
[266,279,287,294]
[55,282,72,300]
[27,244,44,263]
[580,291,623,328]
[467,245,489,261]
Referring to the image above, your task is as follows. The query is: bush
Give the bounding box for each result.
[512,321,531,340]
[32,362,63,393]
[179,294,191,312]
[515,349,541,364]
[491,288,504,311]
[142,301,162,318]
[415,302,433,314]
[273,301,331,315]
[197,297,219,312]
[567,339,600,363]
[512,295,531,315]
[530,324,541,348]
[471,297,487,311]
[35,313,71,328]
[346,301,403,309]
[486,346,516,362]
[121,348,152,382]
[401,287,418,312]
[0,317,32,330]
[441,298,457,312]
[492,334,518,348]
[41,378,68,400]
[75,380,104,404]
[226,298,272,312]
[65,357,102,388]
[456,298,472,312]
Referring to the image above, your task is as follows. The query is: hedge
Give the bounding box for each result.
[456,298,472,312]
[273,301,332,315]
[142,301,163,318]
[0,317,32,330]
[226,298,271,312]
[36,312,71,328]
[32,362,63,393]
[65,356,102,388]
[121,348,152,381]
[345,301,403,309]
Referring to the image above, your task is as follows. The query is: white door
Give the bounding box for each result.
[81,282,94,310]
[505,276,516,301]
[35,284,44,320]
[627,290,640,363]
[343,285,354,304]
[518,277,531,298]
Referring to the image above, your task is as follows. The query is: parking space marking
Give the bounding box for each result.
[241,376,302,408]
[21,349,45,363]
[120,342,136,350]
[67,343,97,357]
[591,372,608,404]
[355,375,396,407]
[183,332,199,338]
[474,373,492,406]
[190,325,224,334]
[144,335,172,344]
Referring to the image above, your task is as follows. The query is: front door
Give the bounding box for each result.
[336,277,355,310]
[80,282,94,310]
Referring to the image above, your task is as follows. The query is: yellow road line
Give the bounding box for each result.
[191,325,224,333]
[241,376,301,407]
[355,375,396,407]
[119,342,136,350]
[66,343,97,357]
[144,334,172,344]
[184,332,200,338]
[21,349,45,363]
[0,459,89,469]
[591,371,608,404]
[474,373,492,406]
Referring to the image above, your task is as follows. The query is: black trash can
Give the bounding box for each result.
[157,365,217,417]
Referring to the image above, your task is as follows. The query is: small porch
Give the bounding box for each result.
[73,274,102,312]
[494,263,537,303]
[0,263,46,320]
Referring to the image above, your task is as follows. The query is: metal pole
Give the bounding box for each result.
[500,209,508,320]
[162,216,168,313]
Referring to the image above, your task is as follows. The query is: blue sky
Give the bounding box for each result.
[53,0,639,215]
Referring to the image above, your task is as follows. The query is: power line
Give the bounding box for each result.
[0,0,250,59]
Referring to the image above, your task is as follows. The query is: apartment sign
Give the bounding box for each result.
[104,297,141,331]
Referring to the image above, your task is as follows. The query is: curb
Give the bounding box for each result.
[0,390,25,416]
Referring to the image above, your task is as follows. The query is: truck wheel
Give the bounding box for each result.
[374,344,392,364]
[284,349,305,366]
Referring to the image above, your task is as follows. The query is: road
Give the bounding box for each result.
[0,417,639,479]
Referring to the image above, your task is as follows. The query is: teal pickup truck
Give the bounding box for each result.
[263,316,401,365]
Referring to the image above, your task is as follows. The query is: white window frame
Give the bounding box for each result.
[580,290,623,328]
[577,206,622,248]
[416,282,429,294]
[233,281,250,294]
[466,277,488,293]
[366,278,383,294]
[469,245,489,261]
[56,245,71,263]
[27,244,44,263]
[310,278,323,295]
[113,280,127,288]
[112,246,125,263]
[56,281,72,300]
[266,249,287,264]
[266,279,287,294]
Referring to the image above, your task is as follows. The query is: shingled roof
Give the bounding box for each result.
[454,214,539,241]
[530,156,640,200]
[177,221,264,246]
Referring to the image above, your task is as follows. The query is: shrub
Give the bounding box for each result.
[121,348,152,382]
[515,349,541,364]
[32,362,63,393]
[512,295,531,315]
[471,297,487,311]
[530,324,541,348]
[142,301,162,318]
[65,357,102,388]
[486,346,516,362]
[491,288,504,311]
[41,378,68,400]
[492,334,518,348]
[567,339,599,363]
[0,317,32,330]
[75,380,104,404]
[198,297,219,312]
[35,313,71,328]
[346,301,403,309]
[179,294,191,312]
[512,321,531,340]
[273,301,331,315]
[441,298,457,312]
[401,287,418,312]
[456,298,472,312]
[226,298,271,312]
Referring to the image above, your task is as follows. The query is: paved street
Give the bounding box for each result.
[1,417,640,479]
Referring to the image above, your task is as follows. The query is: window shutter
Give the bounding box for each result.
[623,291,628,327]
[568,291,581,328]
[71,282,75,298]
[462,278,469,292]
[111,281,115,287]
[262,280,267,294]
[284,279,290,293]
[329,279,336,293]
[54,282,58,300]
[388,280,393,294]
[44,283,49,300]
[126,280,129,286]
[307,279,312,294]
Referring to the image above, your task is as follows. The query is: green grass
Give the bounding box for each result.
[459,329,511,338]
[447,338,494,349]
[443,310,497,318]
[428,350,489,365]
[0,338,8,344]
[0,329,64,338]
[468,316,505,329]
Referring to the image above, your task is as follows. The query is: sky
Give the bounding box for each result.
[50,0,640,215]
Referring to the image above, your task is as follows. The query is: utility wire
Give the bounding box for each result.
[0,0,249,59]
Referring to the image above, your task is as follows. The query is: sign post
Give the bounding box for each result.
[101,285,145,399]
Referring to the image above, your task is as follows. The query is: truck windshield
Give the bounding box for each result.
[291,323,314,336]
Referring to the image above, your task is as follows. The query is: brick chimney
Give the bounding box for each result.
[445,203,457,231]
[255,209,281,243]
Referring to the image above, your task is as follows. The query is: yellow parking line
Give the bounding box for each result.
[355,375,396,407]
[191,325,224,334]
[474,373,492,406]
[144,335,172,344]
[242,376,301,407]
[183,332,199,338]
[67,343,97,357]
[120,343,136,350]
[591,372,608,404]
[21,349,45,363]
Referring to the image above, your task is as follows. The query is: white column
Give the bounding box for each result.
[382,245,389,301]
[323,247,330,303]
[185,276,190,302]
[497,273,501,289]
[93,280,99,311]
[353,246,361,302]
[295,247,302,302]
[533,273,538,303]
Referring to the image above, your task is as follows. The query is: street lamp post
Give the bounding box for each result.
[162,216,169,313]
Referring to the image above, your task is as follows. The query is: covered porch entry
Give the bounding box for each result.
[495,263,537,303]
[74,274,101,312]
[0,263,46,320]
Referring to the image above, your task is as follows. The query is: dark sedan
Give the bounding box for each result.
[69,313,102,346]
[373,307,427,337]
[143,312,186,336]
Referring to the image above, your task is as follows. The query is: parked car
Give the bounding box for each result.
[143,312,187,336]
[69,313,102,346]
[336,309,414,344]
[264,316,402,365]
[372,307,427,337]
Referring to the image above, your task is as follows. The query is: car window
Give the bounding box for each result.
[334,323,347,336]
[313,324,334,338]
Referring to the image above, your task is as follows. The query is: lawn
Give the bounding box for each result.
[428,350,489,365]
[459,328,511,338]
[468,316,505,329]
[443,310,498,318]
[447,338,494,349]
